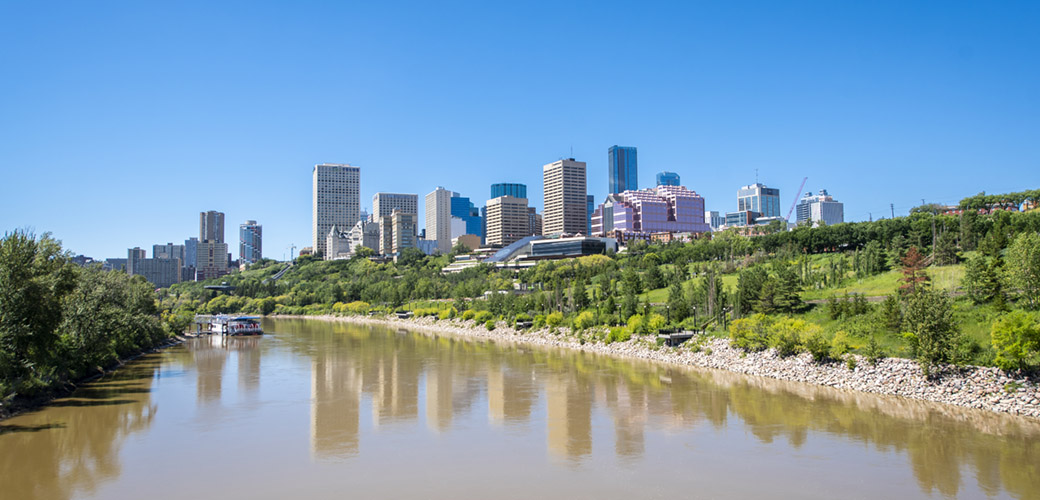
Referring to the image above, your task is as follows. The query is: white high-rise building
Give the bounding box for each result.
[425,187,453,254]
[372,193,418,219]
[542,158,587,235]
[796,189,845,227]
[486,195,530,247]
[313,163,361,257]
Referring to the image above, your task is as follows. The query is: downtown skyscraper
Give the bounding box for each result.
[542,158,587,235]
[312,163,361,257]
[608,145,637,195]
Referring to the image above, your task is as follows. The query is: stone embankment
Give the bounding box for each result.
[314,314,1040,420]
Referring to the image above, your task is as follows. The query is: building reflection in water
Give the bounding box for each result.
[286,319,1040,499]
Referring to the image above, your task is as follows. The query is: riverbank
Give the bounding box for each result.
[295,314,1040,419]
[0,336,186,421]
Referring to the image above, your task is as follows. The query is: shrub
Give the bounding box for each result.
[647,313,667,332]
[627,314,645,335]
[991,310,1040,371]
[768,317,810,357]
[533,314,546,329]
[461,310,476,321]
[729,314,772,352]
[606,327,632,344]
[574,311,597,331]
[485,319,496,330]
[830,331,852,359]
[863,335,885,365]
[804,329,831,363]
[473,311,494,324]
[438,307,457,320]
[902,288,958,376]
[546,311,564,328]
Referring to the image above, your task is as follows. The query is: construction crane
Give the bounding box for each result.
[785,176,808,222]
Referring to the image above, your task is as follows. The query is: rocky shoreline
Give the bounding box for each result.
[301,314,1040,420]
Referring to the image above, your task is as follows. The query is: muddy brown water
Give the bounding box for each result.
[2,317,1039,499]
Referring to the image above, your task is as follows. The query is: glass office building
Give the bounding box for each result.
[608,145,638,194]
[490,183,527,200]
[657,171,680,186]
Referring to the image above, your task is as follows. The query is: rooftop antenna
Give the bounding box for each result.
[755,168,759,184]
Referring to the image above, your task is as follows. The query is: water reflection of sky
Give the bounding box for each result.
[2,318,1039,500]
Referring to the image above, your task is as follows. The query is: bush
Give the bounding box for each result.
[438,307,457,320]
[574,311,597,331]
[647,313,667,332]
[863,335,885,365]
[533,314,546,329]
[804,330,831,363]
[902,289,958,376]
[473,311,493,324]
[768,317,810,357]
[729,314,772,352]
[627,314,646,335]
[606,327,631,344]
[991,310,1040,371]
[546,311,564,328]
[830,331,852,359]
[485,319,496,331]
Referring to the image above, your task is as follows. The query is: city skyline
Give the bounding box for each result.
[3,2,1039,259]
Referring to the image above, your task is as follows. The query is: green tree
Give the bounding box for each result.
[667,280,690,323]
[962,255,1003,305]
[990,310,1040,371]
[902,288,958,376]
[0,230,77,391]
[1006,232,1040,309]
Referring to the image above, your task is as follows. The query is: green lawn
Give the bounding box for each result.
[801,264,964,301]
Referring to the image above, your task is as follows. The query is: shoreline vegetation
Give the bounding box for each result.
[289,313,1040,419]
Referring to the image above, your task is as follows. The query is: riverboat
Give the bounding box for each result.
[225,316,263,336]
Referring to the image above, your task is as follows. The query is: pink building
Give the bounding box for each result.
[591,185,709,237]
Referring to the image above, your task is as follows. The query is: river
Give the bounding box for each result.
[2,317,1039,499]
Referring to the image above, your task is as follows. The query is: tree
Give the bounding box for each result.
[667,280,690,323]
[1006,232,1040,309]
[902,288,957,376]
[932,230,958,266]
[962,255,1003,305]
[899,246,930,294]
[0,230,77,388]
[571,275,590,311]
[990,310,1040,371]
[352,245,376,259]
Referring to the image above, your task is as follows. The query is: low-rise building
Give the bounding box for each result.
[127,247,181,288]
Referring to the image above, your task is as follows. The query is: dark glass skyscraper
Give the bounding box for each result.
[657,171,680,186]
[608,145,637,194]
[490,183,527,200]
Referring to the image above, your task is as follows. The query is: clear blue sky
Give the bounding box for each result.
[2,1,1038,261]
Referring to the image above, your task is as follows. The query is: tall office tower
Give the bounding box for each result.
[391,209,418,255]
[200,210,225,243]
[737,183,781,218]
[486,195,531,246]
[586,195,595,235]
[312,163,361,257]
[196,240,230,280]
[490,183,527,200]
[542,158,587,235]
[796,189,845,227]
[372,192,419,218]
[450,193,482,238]
[608,146,637,194]
[527,207,542,237]
[184,237,198,268]
[240,220,262,266]
[425,187,453,254]
[657,171,680,186]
